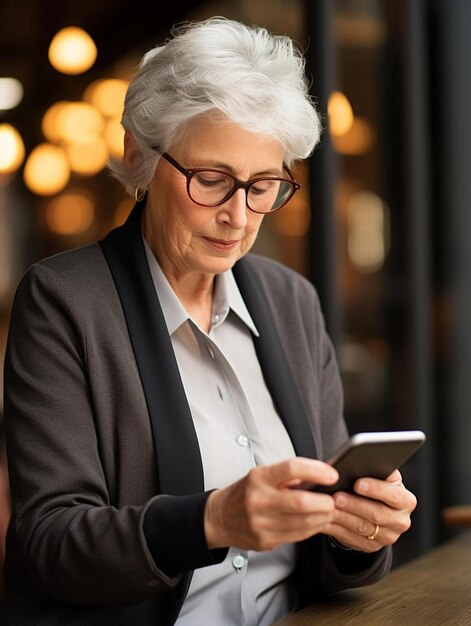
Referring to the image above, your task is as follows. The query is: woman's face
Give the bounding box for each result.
[143,115,285,281]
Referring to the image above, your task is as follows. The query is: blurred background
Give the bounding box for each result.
[1,0,470,589]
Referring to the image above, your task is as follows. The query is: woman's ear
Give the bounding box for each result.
[123,131,139,167]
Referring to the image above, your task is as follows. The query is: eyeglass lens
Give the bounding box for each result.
[189,171,294,212]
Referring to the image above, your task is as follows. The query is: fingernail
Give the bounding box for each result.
[329,470,339,482]
[358,480,369,493]
[335,494,347,508]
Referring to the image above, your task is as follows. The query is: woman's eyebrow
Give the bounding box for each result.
[191,160,284,177]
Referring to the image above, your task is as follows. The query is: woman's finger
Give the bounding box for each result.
[330,505,409,539]
[332,491,412,534]
[352,477,417,512]
[261,457,339,489]
[322,522,392,553]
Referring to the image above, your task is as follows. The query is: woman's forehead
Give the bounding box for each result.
[171,115,285,174]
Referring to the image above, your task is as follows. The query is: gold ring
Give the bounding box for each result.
[367,524,380,541]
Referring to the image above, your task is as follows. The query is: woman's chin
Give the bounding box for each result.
[194,253,240,276]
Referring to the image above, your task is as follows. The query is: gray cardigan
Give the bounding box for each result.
[1,202,392,625]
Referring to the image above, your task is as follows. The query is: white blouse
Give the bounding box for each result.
[144,238,299,626]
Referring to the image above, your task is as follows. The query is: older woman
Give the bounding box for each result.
[1,17,416,626]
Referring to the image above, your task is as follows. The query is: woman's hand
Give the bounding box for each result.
[322,470,417,552]
[204,458,339,550]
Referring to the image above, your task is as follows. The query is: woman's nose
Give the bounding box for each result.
[219,188,248,229]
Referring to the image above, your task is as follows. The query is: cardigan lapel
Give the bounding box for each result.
[232,260,319,461]
[100,202,204,497]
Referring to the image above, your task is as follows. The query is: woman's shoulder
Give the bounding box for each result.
[27,242,106,277]
[13,243,114,309]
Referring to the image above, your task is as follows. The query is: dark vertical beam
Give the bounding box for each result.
[435,0,471,510]
[403,0,437,552]
[304,0,340,346]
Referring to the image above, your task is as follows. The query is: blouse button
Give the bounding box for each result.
[236,434,249,447]
[232,554,246,572]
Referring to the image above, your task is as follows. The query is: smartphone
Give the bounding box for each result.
[299,430,426,494]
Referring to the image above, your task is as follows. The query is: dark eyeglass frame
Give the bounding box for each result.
[158,151,301,214]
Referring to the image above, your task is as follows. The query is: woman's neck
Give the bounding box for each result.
[142,220,215,332]
[164,269,215,333]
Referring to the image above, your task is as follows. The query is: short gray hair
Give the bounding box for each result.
[109,17,321,195]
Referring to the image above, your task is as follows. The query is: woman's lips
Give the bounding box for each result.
[203,237,239,251]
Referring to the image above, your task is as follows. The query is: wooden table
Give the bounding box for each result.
[274,531,471,625]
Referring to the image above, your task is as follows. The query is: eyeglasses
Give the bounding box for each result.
[158,152,301,214]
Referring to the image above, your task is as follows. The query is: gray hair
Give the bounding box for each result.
[109,17,321,195]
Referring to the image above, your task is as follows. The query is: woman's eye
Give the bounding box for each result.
[250,181,276,195]
[195,174,227,187]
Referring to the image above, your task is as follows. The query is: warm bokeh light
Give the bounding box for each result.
[104,116,125,157]
[83,79,128,118]
[45,191,95,235]
[53,102,104,145]
[48,27,97,75]
[0,124,25,173]
[0,77,24,110]
[41,101,71,143]
[66,137,109,175]
[332,117,376,155]
[347,190,390,273]
[328,91,354,137]
[23,143,70,196]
